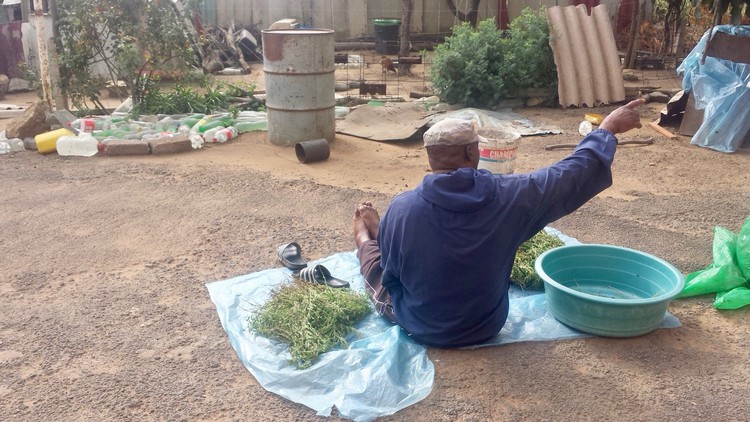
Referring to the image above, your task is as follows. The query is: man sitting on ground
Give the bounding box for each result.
[352,99,645,347]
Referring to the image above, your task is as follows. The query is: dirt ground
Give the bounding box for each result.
[1,60,750,421]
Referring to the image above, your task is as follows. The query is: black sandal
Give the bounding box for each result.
[294,265,350,289]
[277,242,308,270]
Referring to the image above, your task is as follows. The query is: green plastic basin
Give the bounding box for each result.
[535,244,685,337]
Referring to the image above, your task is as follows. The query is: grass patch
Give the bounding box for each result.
[511,230,565,290]
[248,280,372,369]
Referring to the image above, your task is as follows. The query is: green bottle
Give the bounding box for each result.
[198,120,226,133]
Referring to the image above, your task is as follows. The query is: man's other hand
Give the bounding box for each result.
[599,99,645,135]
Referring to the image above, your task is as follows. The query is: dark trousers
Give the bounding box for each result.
[357,239,397,323]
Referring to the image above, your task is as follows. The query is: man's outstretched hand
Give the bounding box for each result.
[599,98,645,135]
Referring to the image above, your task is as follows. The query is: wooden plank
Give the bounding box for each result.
[648,119,677,139]
[359,83,386,95]
[545,139,654,150]
[705,31,750,64]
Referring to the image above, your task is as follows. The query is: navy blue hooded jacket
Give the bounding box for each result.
[377,129,617,347]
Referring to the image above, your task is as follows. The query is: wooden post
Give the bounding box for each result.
[32,0,54,108]
[399,0,414,75]
[624,0,641,70]
[47,0,68,110]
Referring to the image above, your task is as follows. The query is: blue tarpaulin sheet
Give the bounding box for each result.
[206,228,681,421]
[677,25,750,153]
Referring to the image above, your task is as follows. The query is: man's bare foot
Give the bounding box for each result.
[353,202,380,248]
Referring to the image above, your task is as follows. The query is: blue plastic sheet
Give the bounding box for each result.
[677,25,750,153]
[206,252,433,422]
[206,228,681,421]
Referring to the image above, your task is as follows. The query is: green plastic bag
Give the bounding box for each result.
[736,216,750,279]
[714,287,750,310]
[679,264,747,298]
[677,226,746,298]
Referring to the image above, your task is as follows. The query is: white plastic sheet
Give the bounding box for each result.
[429,107,563,136]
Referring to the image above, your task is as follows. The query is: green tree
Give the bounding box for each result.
[56,0,202,114]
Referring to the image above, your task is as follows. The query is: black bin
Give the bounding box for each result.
[373,19,400,54]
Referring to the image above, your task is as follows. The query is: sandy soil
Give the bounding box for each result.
[1,61,750,421]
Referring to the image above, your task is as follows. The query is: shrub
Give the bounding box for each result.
[430,19,507,107]
[503,7,558,92]
[430,7,557,108]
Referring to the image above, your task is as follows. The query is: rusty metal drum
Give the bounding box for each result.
[262,29,336,146]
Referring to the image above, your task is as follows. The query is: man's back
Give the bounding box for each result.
[378,130,618,346]
[379,168,524,346]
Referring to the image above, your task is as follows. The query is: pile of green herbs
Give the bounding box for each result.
[430,7,557,108]
[511,230,565,290]
[248,280,372,369]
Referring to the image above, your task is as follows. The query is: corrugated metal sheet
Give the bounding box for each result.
[547,4,625,108]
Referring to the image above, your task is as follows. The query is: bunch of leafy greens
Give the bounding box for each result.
[430,7,557,108]
[248,280,372,369]
[132,76,259,117]
[511,230,565,290]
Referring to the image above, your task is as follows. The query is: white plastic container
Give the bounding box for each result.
[578,120,593,136]
[56,134,99,157]
[476,127,521,175]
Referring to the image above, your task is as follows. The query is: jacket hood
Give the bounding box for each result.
[417,168,497,213]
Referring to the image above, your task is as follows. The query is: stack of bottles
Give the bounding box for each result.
[29,110,269,155]
[0,137,26,155]
[58,111,268,156]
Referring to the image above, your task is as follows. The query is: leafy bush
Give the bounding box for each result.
[430,7,557,108]
[503,7,558,92]
[430,19,508,107]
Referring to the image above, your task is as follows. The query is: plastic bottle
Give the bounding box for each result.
[234,120,267,133]
[23,137,37,151]
[68,118,96,132]
[69,118,111,132]
[213,127,238,143]
[578,120,593,136]
[177,123,192,134]
[0,138,25,154]
[56,133,99,157]
[155,116,178,132]
[35,128,75,153]
[203,127,221,143]
[189,131,204,149]
[8,138,25,152]
[198,119,226,133]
